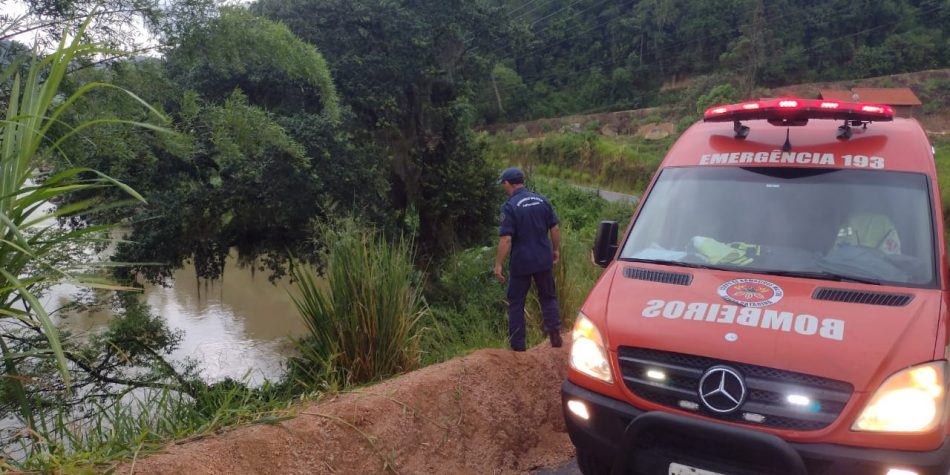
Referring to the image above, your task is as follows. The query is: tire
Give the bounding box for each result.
[577,448,613,475]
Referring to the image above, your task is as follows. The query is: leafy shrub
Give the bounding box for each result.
[923,102,943,114]
[583,120,601,132]
[529,177,635,234]
[511,124,529,140]
[695,83,740,115]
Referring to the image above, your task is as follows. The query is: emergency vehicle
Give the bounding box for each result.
[562,98,950,475]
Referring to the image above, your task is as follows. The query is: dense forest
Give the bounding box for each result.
[475,0,950,122]
[1,0,949,469]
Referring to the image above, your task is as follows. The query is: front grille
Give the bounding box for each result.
[617,346,853,431]
[622,266,692,286]
[813,287,913,306]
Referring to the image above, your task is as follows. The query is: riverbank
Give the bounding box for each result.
[119,344,574,475]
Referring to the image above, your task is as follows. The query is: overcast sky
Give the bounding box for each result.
[3,0,159,53]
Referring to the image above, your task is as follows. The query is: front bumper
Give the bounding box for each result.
[562,380,950,475]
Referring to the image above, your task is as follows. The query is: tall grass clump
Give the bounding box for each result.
[550,226,600,326]
[0,18,163,451]
[289,219,427,387]
[423,246,508,363]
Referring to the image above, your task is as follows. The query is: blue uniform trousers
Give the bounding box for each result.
[507,269,561,351]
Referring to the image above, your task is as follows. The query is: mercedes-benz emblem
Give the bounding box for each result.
[698,365,747,413]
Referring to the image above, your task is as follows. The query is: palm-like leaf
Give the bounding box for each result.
[0,17,167,435]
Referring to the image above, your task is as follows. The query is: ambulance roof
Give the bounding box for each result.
[662,118,933,174]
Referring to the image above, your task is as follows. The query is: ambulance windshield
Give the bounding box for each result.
[620,167,937,287]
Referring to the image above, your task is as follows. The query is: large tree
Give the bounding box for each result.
[53,8,364,281]
[258,0,507,257]
[1,0,161,51]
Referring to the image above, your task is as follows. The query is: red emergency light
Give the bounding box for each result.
[703,98,894,124]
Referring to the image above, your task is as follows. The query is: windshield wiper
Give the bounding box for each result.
[759,269,881,285]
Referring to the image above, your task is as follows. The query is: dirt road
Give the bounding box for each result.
[574,185,639,205]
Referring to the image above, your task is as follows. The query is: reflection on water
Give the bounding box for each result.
[3,183,310,453]
[46,254,308,385]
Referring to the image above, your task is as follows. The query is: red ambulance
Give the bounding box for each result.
[562,98,950,475]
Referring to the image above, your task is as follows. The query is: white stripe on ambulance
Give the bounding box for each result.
[641,299,845,341]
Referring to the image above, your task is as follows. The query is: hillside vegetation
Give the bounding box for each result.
[476,0,950,123]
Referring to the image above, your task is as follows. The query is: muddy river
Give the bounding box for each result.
[45,255,308,385]
[21,183,307,386]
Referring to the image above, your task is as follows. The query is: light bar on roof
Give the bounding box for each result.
[704,98,894,123]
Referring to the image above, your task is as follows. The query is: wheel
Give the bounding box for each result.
[577,447,613,475]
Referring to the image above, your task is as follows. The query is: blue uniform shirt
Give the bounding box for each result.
[499,187,559,276]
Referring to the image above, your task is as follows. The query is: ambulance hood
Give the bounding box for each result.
[602,264,942,390]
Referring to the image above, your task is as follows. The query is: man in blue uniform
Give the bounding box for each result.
[493,167,563,351]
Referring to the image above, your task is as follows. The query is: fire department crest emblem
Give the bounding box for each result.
[717,278,783,308]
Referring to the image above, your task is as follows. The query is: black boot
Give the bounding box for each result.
[548,330,563,348]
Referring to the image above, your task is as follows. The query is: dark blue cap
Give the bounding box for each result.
[496,167,525,185]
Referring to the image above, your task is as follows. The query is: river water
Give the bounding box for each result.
[2,251,308,453]
[44,255,308,385]
[19,181,307,385]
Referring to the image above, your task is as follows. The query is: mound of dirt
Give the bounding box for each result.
[122,344,575,474]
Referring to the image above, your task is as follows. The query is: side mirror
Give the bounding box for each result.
[592,221,619,268]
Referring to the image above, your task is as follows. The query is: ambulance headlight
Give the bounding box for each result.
[853,361,947,433]
[570,313,613,384]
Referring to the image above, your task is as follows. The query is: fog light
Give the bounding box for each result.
[743,412,765,423]
[787,394,810,406]
[646,369,666,381]
[886,469,919,475]
[678,400,699,411]
[567,400,590,420]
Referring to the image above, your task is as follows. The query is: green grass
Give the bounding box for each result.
[422,246,509,363]
[484,131,670,195]
[17,381,302,473]
[934,136,950,234]
[421,226,604,359]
